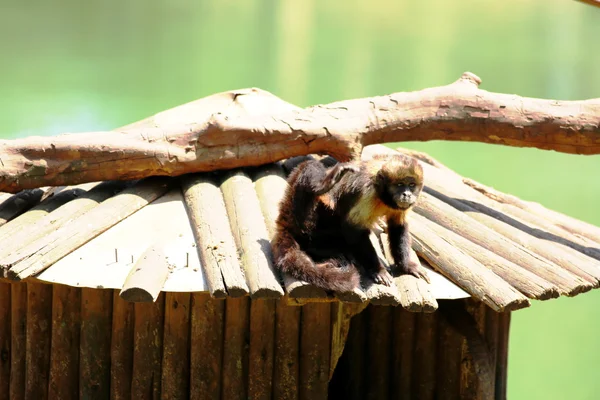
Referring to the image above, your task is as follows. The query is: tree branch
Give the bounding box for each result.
[1,72,598,193]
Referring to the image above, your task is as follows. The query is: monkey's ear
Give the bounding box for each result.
[374,169,388,187]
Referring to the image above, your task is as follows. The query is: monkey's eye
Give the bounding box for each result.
[409,183,416,189]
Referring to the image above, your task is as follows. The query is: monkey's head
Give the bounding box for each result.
[372,155,424,211]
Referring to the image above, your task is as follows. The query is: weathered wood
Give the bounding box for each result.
[495,312,511,400]
[132,293,165,399]
[485,307,500,395]
[0,181,128,262]
[427,187,600,287]
[221,171,283,298]
[412,312,437,400]
[273,298,301,400]
[413,211,559,300]
[253,164,329,302]
[120,243,170,302]
[182,174,247,298]
[411,214,530,312]
[0,281,10,400]
[190,293,224,400]
[365,306,392,400]
[463,176,600,245]
[5,178,170,279]
[248,299,276,400]
[80,287,112,399]
[9,283,26,400]
[0,188,47,225]
[390,307,415,397]
[25,282,52,399]
[3,72,600,193]
[339,308,367,400]
[0,186,84,245]
[48,284,81,400]
[436,301,464,400]
[161,292,191,400]
[415,191,591,296]
[299,303,331,400]
[221,297,250,400]
[111,291,134,400]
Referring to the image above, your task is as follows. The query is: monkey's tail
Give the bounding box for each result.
[272,231,360,293]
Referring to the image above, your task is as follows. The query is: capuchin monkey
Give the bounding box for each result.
[272,153,427,292]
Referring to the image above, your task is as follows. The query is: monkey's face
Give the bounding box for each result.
[374,157,424,211]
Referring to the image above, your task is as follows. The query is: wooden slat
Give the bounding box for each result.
[182,174,247,298]
[5,178,170,279]
[0,181,128,261]
[0,281,10,400]
[342,308,366,400]
[416,191,591,296]
[80,288,112,399]
[0,186,83,245]
[412,312,437,400]
[221,297,250,400]
[132,294,165,399]
[427,188,600,287]
[190,293,224,400]
[299,303,331,400]
[436,302,463,400]
[25,282,52,399]
[48,285,81,399]
[329,303,367,380]
[413,211,559,300]
[0,188,47,226]
[365,306,392,400]
[390,307,415,396]
[120,243,170,302]
[248,299,276,400]
[273,298,301,400]
[161,292,191,400]
[9,283,26,400]
[411,215,530,312]
[111,291,134,400]
[459,301,490,400]
[485,307,500,395]
[495,312,511,400]
[221,171,283,298]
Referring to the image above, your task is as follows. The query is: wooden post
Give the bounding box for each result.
[120,243,170,302]
[221,297,250,400]
[248,299,276,400]
[132,294,165,399]
[391,308,416,397]
[80,288,113,399]
[413,312,438,400]
[9,283,26,400]
[0,281,10,400]
[365,306,392,400]
[273,298,301,400]
[190,293,225,400]
[495,312,511,400]
[25,282,52,399]
[436,302,464,400]
[299,303,331,400]
[48,284,81,399]
[161,292,191,400]
[111,291,135,400]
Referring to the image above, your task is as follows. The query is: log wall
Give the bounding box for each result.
[329,299,511,400]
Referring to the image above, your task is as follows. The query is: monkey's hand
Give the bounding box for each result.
[371,267,393,286]
[398,261,431,284]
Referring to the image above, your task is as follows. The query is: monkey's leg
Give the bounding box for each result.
[388,221,430,283]
[345,228,393,286]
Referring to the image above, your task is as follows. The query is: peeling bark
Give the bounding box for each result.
[1,72,599,193]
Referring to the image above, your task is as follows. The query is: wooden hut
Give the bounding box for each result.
[1,142,599,400]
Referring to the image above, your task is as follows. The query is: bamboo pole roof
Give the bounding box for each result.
[1,144,599,313]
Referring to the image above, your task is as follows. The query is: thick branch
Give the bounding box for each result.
[1,72,599,193]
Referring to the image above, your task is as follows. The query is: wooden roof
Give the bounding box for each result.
[1,145,599,313]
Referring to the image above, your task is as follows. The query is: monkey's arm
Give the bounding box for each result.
[387,215,430,282]
[313,162,358,195]
[343,226,393,286]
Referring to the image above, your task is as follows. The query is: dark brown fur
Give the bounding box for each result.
[272,153,426,293]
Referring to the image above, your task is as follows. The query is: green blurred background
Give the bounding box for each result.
[1,0,599,398]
